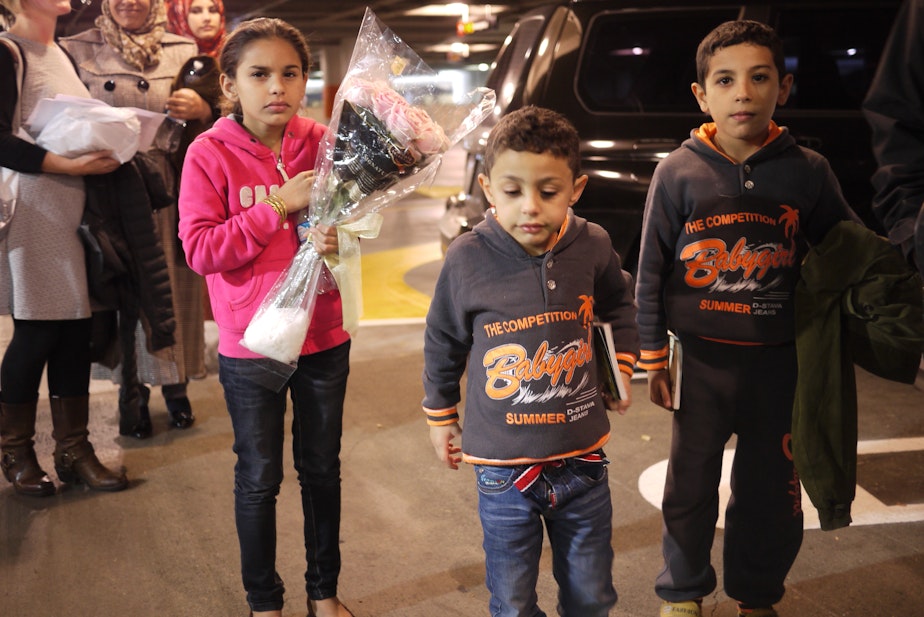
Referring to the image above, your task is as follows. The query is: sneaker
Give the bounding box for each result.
[660,600,703,616]
[737,606,779,617]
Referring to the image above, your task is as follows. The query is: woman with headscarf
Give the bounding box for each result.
[164,0,224,228]
[166,0,225,57]
[61,0,208,439]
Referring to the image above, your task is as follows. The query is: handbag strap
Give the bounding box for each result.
[0,33,25,134]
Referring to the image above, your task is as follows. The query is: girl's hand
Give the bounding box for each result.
[274,170,316,214]
[165,88,212,122]
[309,224,338,256]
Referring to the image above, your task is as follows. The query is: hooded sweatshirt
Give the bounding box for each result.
[178,114,348,359]
[635,122,856,368]
[422,210,640,465]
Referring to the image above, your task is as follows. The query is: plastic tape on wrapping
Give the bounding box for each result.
[323,212,384,335]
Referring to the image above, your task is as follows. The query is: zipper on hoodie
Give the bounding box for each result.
[275,155,290,183]
[274,150,313,242]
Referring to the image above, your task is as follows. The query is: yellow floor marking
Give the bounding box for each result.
[415,185,462,199]
[360,241,441,320]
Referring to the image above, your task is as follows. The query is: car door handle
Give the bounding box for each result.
[630,139,680,159]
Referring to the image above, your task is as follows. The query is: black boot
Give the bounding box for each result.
[117,319,152,439]
[0,399,55,497]
[118,382,151,439]
[163,383,194,429]
[50,395,128,492]
[165,396,195,429]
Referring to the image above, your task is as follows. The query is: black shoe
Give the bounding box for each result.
[119,386,152,439]
[166,397,195,429]
[119,407,152,439]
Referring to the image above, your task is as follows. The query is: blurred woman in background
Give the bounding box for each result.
[61,0,208,439]
[166,0,225,56]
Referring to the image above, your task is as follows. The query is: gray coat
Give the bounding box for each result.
[60,29,206,384]
[0,34,92,320]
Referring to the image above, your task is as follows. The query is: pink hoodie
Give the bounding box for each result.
[178,115,349,359]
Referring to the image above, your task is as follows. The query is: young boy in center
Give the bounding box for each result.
[634,20,856,617]
[422,105,640,617]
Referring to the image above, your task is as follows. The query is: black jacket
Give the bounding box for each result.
[862,0,924,272]
[82,154,175,359]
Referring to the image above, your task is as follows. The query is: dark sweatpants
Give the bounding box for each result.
[655,336,803,608]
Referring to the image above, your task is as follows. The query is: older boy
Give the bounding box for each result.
[634,20,855,617]
[422,106,640,617]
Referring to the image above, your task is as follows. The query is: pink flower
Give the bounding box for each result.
[410,113,449,154]
[342,78,381,108]
[344,78,448,157]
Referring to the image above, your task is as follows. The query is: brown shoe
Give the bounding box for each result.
[50,395,128,491]
[1,399,55,497]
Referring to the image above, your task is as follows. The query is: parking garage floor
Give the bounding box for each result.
[1,145,922,617]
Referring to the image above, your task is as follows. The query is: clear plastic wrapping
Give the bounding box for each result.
[240,8,495,366]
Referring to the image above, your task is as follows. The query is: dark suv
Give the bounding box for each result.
[439,0,901,272]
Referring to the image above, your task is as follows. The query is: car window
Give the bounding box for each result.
[576,8,740,113]
[489,13,549,112]
[771,6,899,110]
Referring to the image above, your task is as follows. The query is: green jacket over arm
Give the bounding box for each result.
[793,221,924,531]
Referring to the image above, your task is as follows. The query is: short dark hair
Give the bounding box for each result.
[483,106,581,179]
[219,17,311,115]
[695,20,786,87]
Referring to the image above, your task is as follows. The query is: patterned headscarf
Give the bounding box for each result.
[166,0,226,58]
[96,0,167,70]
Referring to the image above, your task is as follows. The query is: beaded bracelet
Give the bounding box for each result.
[262,194,288,226]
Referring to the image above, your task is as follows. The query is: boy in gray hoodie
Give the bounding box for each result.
[422,106,640,617]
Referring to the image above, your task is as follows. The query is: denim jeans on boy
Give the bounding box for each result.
[475,454,617,617]
[218,340,350,613]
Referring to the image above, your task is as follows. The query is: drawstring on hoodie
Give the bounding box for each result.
[275,156,290,183]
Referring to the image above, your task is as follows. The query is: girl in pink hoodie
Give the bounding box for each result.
[177,17,354,617]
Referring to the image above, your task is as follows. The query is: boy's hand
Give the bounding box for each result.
[429,422,463,470]
[602,374,632,414]
[648,369,673,411]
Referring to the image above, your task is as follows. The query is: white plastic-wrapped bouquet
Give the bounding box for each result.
[241,8,495,365]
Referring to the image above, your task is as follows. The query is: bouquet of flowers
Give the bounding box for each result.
[241,8,495,366]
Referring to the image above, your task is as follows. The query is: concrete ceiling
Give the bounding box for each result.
[58,0,555,69]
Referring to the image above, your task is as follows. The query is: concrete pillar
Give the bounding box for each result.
[318,39,355,119]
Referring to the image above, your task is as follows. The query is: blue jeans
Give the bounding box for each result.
[475,456,617,617]
[218,341,350,613]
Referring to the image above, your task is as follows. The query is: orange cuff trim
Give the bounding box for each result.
[637,345,669,371]
[424,406,459,426]
[615,352,637,376]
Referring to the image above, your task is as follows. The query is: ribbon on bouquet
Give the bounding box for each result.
[323,212,384,335]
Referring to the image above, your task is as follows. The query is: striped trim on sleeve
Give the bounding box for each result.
[423,406,459,426]
[615,352,637,377]
[637,345,669,371]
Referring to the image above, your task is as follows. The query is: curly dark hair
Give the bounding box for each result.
[483,106,581,179]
